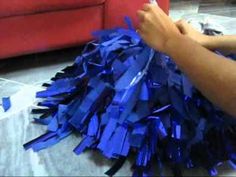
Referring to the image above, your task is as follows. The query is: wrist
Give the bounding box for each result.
[201,35,214,49]
[163,33,186,55]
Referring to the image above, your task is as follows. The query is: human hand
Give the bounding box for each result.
[175,20,210,47]
[137,3,180,53]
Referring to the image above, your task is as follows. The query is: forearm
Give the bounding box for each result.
[165,35,236,117]
[203,35,236,53]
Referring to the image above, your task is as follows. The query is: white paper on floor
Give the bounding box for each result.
[0,85,42,120]
[182,13,236,35]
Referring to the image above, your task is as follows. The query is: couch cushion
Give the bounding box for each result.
[0,0,105,18]
[0,5,104,59]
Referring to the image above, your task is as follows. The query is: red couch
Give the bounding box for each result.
[0,0,169,59]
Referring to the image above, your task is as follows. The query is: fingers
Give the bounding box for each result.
[137,5,151,33]
[136,29,146,41]
[175,20,187,34]
[143,3,162,12]
[137,10,146,22]
[175,20,184,33]
[137,23,147,33]
[138,3,164,22]
[175,20,187,26]
[150,0,158,5]
[137,9,150,33]
[143,3,152,11]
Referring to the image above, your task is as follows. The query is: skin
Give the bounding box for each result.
[175,20,236,53]
[137,4,236,117]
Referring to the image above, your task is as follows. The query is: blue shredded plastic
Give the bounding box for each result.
[2,97,11,112]
[24,18,236,177]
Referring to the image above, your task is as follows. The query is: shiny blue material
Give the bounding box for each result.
[2,97,11,112]
[24,19,236,177]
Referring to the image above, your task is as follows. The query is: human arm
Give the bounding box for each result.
[137,4,236,117]
[175,20,236,53]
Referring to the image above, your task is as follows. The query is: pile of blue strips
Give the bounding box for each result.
[24,18,236,177]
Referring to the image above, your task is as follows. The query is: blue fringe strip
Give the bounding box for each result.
[2,97,11,112]
[24,18,236,177]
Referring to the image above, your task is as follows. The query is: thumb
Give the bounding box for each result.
[175,20,187,34]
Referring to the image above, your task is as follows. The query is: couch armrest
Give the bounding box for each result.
[104,0,169,29]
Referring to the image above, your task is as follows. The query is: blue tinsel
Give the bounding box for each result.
[24,18,236,177]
